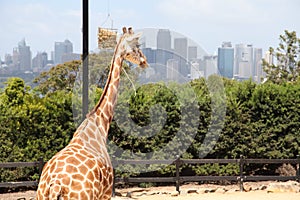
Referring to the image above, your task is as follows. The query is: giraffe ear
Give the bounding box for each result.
[126,32,142,42]
[125,32,142,49]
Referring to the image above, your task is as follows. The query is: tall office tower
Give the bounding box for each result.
[18,39,32,71]
[190,61,204,80]
[174,38,188,59]
[217,42,234,78]
[156,29,172,66]
[174,37,188,77]
[167,59,179,81]
[264,50,274,65]
[204,55,218,79]
[157,29,171,51]
[235,44,253,79]
[54,39,73,64]
[142,48,156,64]
[188,46,198,61]
[262,50,274,81]
[141,48,158,80]
[32,52,48,71]
[254,48,263,83]
[12,48,19,70]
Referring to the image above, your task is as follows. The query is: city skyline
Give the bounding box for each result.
[1,0,300,59]
[1,28,267,83]
[137,28,266,82]
[1,38,80,74]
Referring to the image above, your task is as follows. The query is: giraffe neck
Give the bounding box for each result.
[87,45,124,138]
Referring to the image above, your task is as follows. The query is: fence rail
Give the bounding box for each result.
[1,156,299,193]
[113,155,300,193]
[0,157,44,188]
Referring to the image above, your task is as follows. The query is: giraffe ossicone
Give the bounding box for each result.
[36,27,148,200]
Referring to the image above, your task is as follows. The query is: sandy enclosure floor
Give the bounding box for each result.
[111,183,300,200]
[0,182,299,200]
[1,191,300,200]
[128,192,300,200]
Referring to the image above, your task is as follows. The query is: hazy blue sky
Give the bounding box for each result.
[1,0,300,58]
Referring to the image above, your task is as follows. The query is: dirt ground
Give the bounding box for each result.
[125,192,300,200]
[1,191,300,200]
[111,182,300,200]
[0,182,299,200]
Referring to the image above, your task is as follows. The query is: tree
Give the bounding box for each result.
[263,30,300,84]
[33,52,119,95]
[34,60,81,95]
[2,77,30,106]
[0,78,75,182]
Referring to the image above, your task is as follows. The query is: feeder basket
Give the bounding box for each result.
[98,28,117,49]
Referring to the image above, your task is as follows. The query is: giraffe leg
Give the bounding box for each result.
[49,181,63,200]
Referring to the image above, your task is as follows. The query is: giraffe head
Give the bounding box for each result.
[118,27,148,68]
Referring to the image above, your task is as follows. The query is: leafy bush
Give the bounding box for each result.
[1,60,300,183]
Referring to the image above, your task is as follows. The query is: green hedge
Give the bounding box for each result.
[0,76,299,182]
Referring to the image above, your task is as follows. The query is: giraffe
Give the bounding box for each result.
[36,27,147,200]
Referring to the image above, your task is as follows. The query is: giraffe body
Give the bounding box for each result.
[36,27,147,200]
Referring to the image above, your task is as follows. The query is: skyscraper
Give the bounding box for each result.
[32,52,48,72]
[174,38,187,60]
[166,59,179,81]
[12,48,19,69]
[217,42,234,78]
[235,44,253,79]
[156,29,172,67]
[174,37,188,77]
[157,29,171,51]
[188,46,198,61]
[262,50,274,82]
[254,48,263,83]
[204,55,218,78]
[142,48,156,64]
[190,61,204,80]
[264,50,274,65]
[54,39,73,65]
[18,39,32,71]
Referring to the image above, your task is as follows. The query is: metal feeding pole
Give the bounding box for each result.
[82,0,89,120]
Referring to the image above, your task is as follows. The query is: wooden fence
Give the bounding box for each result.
[0,157,44,188]
[112,155,300,193]
[1,156,299,193]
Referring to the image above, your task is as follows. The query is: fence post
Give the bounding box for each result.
[297,155,300,183]
[38,157,44,177]
[112,168,116,197]
[175,155,181,193]
[112,156,116,197]
[37,157,44,186]
[239,155,245,192]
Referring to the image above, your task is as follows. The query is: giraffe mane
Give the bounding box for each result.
[87,38,123,118]
[87,27,147,118]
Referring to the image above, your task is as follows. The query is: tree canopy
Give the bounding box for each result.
[263,30,300,84]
